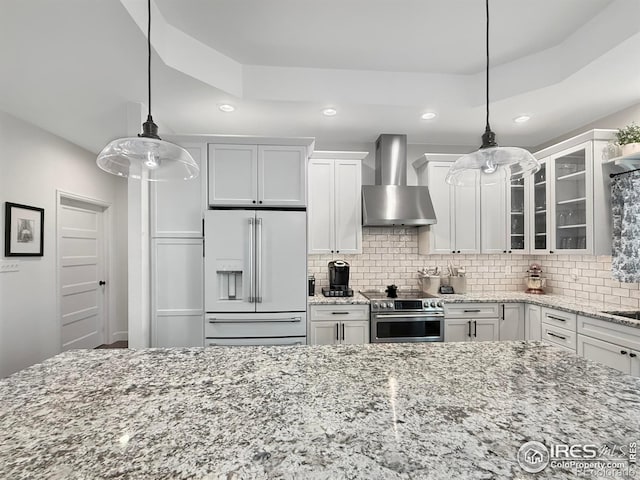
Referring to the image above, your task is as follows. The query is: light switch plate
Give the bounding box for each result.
[0,260,20,273]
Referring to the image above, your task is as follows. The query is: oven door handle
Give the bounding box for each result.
[374,313,444,319]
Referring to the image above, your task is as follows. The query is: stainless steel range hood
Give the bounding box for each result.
[362,134,437,226]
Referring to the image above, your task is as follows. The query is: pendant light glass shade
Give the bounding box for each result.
[97,136,199,181]
[96,0,199,182]
[445,0,539,187]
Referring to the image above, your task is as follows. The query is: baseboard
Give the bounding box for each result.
[111,331,128,342]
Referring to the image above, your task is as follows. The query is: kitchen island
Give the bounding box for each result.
[1,342,639,479]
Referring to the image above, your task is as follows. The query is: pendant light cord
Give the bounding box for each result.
[147,0,152,118]
[485,0,490,132]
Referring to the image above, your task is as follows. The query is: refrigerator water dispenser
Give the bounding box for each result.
[216,261,243,300]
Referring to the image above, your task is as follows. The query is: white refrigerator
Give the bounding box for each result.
[204,210,307,345]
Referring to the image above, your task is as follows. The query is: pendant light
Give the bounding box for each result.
[97,0,199,181]
[446,0,539,187]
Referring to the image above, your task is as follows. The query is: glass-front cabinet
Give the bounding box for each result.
[508,176,528,252]
[529,142,593,254]
[531,161,549,252]
[552,143,592,253]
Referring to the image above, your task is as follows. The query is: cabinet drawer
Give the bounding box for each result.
[205,313,306,338]
[444,303,499,318]
[542,324,576,352]
[310,304,369,322]
[542,307,577,331]
[577,315,640,351]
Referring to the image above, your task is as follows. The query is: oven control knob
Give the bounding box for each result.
[372,302,378,309]
[437,301,443,308]
[429,301,436,308]
[385,302,393,309]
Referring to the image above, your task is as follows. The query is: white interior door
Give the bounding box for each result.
[58,198,106,350]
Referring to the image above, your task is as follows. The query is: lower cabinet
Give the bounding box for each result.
[308,304,370,345]
[577,334,640,376]
[541,307,577,352]
[525,304,542,341]
[499,303,525,341]
[445,319,500,342]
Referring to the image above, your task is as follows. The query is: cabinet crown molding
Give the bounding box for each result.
[310,150,369,160]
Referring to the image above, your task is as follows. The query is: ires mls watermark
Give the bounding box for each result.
[517,440,637,477]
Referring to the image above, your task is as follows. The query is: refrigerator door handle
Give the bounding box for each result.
[248,217,255,303]
[256,217,263,303]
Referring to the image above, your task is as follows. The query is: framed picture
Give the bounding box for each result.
[4,202,44,257]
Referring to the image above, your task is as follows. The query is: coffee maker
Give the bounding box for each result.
[322,260,354,297]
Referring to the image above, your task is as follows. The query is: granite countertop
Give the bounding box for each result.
[1,342,639,479]
[310,290,640,329]
[308,292,370,305]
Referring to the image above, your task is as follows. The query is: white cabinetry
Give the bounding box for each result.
[151,238,204,347]
[308,152,367,254]
[525,304,542,341]
[418,159,480,254]
[208,144,307,207]
[499,303,525,341]
[309,304,369,345]
[444,303,499,342]
[530,130,616,255]
[481,179,530,254]
[541,307,577,352]
[150,143,205,237]
[577,314,640,377]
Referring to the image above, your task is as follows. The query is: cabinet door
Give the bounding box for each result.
[426,162,454,253]
[551,142,593,254]
[258,146,306,207]
[445,319,472,342]
[208,144,258,206]
[342,320,369,345]
[152,238,204,347]
[472,319,500,342]
[454,170,481,253]
[577,334,631,375]
[525,304,542,341]
[480,181,507,253]
[308,160,335,254]
[631,351,640,377]
[334,160,362,254]
[499,304,525,341]
[151,144,204,237]
[508,177,528,253]
[530,160,550,253]
[310,321,340,345]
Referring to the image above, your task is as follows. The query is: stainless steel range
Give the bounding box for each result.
[361,291,444,343]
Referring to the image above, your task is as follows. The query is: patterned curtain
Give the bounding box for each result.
[611,170,640,282]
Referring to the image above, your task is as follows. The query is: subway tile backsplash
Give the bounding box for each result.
[308,227,639,306]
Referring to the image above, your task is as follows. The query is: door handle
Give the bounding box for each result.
[248,217,255,303]
[98,280,106,286]
[256,217,263,303]
[336,323,340,342]
[468,320,471,338]
[341,323,345,341]
[474,320,477,337]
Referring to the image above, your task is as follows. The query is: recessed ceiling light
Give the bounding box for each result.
[421,112,437,120]
[322,108,337,117]
[514,115,531,124]
[218,104,235,113]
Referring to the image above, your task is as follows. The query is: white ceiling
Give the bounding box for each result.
[1,0,639,155]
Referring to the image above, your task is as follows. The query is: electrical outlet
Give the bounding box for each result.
[0,261,20,273]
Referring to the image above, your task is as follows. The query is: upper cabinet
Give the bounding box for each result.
[308,151,367,255]
[529,130,615,255]
[151,143,206,238]
[208,144,307,207]
[418,158,480,254]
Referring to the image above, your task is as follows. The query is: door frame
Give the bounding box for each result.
[56,190,114,348]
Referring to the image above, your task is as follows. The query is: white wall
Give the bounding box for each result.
[0,111,128,377]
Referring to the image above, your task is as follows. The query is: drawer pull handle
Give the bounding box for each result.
[463,309,481,313]
[331,312,350,315]
[547,315,567,322]
[630,353,637,358]
[620,350,628,355]
[208,317,302,324]
[548,332,566,341]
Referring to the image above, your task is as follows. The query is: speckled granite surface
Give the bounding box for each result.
[1,342,639,479]
[441,292,640,329]
[308,292,370,305]
[311,290,640,329]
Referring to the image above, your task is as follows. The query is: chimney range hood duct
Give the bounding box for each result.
[362,134,437,226]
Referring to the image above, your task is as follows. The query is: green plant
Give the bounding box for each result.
[616,122,640,145]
